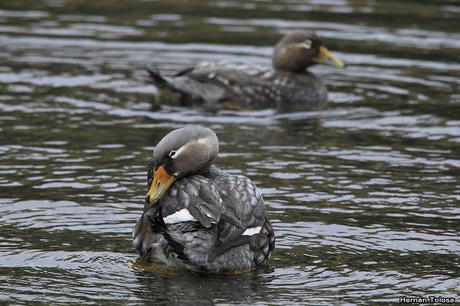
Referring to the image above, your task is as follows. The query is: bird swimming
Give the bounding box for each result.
[148,30,344,112]
[132,126,275,272]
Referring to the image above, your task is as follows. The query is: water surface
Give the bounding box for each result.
[0,0,459,304]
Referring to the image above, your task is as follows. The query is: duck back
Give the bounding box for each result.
[149,61,327,112]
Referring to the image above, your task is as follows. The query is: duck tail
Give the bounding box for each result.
[264,219,275,255]
[146,66,170,88]
[250,219,275,267]
[146,66,193,100]
[146,66,213,106]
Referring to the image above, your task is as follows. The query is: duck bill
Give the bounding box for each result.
[315,46,345,68]
[147,165,176,204]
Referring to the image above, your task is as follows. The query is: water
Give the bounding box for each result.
[1,0,459,304]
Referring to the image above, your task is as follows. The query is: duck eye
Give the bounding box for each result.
[301,39,312,49]
[169,150,177,159]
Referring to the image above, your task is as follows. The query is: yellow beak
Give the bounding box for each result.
[146,165,176,204]
[315,46,345,68]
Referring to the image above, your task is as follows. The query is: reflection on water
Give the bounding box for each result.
[0,0,459,304]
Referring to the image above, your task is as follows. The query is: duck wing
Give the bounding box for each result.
[135,170,273,271]
[217,174,266,238]
[184,61,281,109]
[150,176,225,266]
[205,174,267,260]
[147,66,227,106]
[148,61,284,109]
[191,63,328,111]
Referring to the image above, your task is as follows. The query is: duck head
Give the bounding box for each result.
[146,126,219,204]
[272,30,345,73]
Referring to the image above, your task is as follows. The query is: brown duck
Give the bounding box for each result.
[148,30,344,112]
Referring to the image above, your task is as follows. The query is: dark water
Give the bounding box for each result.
[1,0,459,304]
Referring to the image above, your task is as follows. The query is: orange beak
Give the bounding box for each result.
[146,165,176,204]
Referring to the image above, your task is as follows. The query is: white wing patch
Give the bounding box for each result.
[242,226,262,236]
[163,208,197,224]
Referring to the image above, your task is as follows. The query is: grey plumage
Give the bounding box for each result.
[133,126,275,272]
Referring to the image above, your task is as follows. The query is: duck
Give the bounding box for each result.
[148,30,344,112]
[132,126,275,273]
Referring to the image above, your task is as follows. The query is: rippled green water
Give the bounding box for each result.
[1,0,459,304]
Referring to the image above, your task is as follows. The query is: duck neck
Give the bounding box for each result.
[199,165,221,178]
